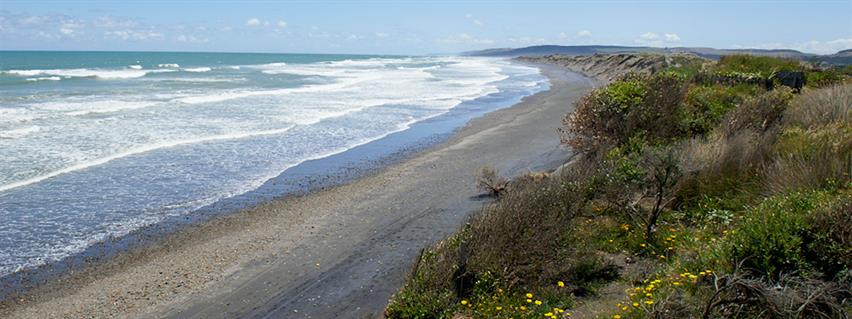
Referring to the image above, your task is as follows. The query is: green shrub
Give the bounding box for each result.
[633,72,690,141]
[726,191,830,280]
[562,72,689,152]
[715,55,802,78]
[385,287,454,319]
[561,73,648,151]
[678,84,759,135]
[467,174,585,285]
[719,87,794,136]
[804,192,852,279]
[807,69,844,88]
[386,234,466,319]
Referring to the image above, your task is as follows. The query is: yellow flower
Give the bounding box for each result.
[535,300,542,305]
[632,302,639,307]
[526,293,534,298]
[545,312,554,317]
[645,300,654,305]
[520,306,527,311]
[621,306,628,311]
[640,243,646,247]
[673,281,682,286]
[558,281,565,288]
[527,299,533,303]
[613,315,622,319]
[498,288,504,293]
[496,306,502,311]
[460,300,468,305]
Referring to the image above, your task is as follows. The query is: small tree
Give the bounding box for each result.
[621,146,682,242]
[475,166,508,197]
[642,146,682,241]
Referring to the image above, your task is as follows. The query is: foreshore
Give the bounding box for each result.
[0,63,594,319]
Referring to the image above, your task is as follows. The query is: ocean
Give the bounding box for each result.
[0,51,547,280]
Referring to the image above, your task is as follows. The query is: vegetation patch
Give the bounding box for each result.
[386,54,851,318]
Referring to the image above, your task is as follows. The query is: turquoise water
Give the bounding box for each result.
[0,51,547,278]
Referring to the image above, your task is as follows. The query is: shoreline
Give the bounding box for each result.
[0,59,547,298]
[0,63,594,319]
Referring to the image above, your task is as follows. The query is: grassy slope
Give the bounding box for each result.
[386,55,851,319]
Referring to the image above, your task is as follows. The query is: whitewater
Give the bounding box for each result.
[0,52,547,278]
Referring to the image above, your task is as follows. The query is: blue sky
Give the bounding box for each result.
[1,0,850,55]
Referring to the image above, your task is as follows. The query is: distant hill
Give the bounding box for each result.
[812,49,852,65]
[463,45,852,65]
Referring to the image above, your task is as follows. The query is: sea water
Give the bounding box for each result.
[0,51,547,278]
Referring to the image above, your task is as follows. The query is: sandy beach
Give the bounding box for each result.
[0,64,594,319]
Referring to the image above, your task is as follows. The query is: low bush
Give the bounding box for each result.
[386,236,463,319]
[561,72,690,153]
[678,84,759,135]
[715,55,803,78]
[466,174,585,285]
[725,191,831,280]
[805,192,852,280]
[718,87,794,137]
[474,166,508,197]
[561,73,649,151]
[807,69,845,88]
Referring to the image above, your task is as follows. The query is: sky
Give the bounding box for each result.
[0,0,850,55]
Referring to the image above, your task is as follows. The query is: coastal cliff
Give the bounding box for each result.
[518,53,707,83]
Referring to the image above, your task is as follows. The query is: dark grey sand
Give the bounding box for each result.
[0,65,594,319]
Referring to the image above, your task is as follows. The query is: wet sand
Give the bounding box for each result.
[0,64,594,319]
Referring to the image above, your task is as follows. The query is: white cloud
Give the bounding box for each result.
[36,31,57,39]
[277,20,288,28]
[559,30,592,42]
[308,30,331,38]
[246,18,261,26]
[438,33,494,45]
[508,36,547,45]
[375,32,389,38]
[59,26,74,36]
[664,33,681,42]
[93,16,138,28]
[638,32,660,42]
[58,22,82,37]
[104,30,163,41]
[464,14,484,27]
[736,38,852,55]
[635,32,680,46]
[19,15,48,26]
[176,34,208,43]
